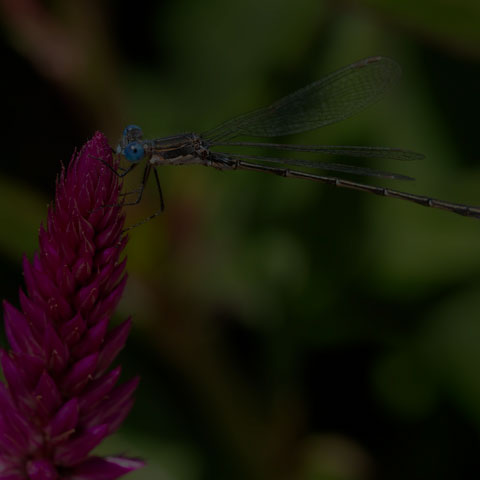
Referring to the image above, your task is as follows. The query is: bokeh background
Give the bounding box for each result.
[1,0,480,479]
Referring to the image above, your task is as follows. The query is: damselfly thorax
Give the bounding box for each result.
[121,132,231,169]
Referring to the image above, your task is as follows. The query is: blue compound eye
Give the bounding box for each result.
[124,141,145,163]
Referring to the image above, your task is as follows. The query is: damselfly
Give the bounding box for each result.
[112,56,480,226]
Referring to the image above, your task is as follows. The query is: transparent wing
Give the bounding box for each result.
[210,141,424,161]
[217,153,413,181]
[202,56,401,142]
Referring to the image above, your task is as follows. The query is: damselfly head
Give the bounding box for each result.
[117,124,144,155]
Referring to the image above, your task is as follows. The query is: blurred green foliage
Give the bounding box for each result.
[1,0,480,479]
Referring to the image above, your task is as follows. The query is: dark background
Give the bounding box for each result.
[1,0,480,479]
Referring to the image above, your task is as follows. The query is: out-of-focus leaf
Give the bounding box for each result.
[0,175,46,259]
[373,285,480,426]
[360,0,480,56]
[372,345,439,419]
[423,287,480,427]
[96,432,203,480]
[297,434,373,480]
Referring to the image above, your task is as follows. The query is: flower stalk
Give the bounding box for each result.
[0,132,143,479]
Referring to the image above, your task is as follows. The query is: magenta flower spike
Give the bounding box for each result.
[0,133,144,479]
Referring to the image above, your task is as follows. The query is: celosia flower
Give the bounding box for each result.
[0,132,144,479]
